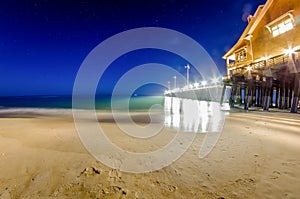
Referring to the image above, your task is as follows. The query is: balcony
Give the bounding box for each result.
[226,53,294,78]
[227,62,235,69]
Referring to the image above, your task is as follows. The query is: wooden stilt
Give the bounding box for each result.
[256,86,259,106]
[270,86,274,107]
[275,85,279,108]
[263,77,273,111]
[261,78,266,108]
[238,85,242,106]
[291,73,300,113]
[251,86,255,106]
[288,82,292,108]
[229,84,237,108]
[244,79,253,110]
[279,80,285,109]
[284,81,289,109]
[244,87,249,110]
[258,83,262,107]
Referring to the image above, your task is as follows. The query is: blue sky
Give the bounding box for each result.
[0,0,266,96]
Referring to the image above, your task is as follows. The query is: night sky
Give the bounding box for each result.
[0,0,266,96]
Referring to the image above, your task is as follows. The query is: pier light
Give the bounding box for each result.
[212,77,219,84]
[201,80,207,86]
[184,64,190,86]
[173,75,177,89]
[246,65,253,71]
[284,47,295,56]
[193,82,199,88]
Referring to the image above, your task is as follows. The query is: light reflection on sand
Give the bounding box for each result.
[164,97,229,133]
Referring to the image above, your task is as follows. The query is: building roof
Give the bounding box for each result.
[222,0,274,59]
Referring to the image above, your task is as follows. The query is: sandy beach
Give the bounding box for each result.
[0,109,300,199]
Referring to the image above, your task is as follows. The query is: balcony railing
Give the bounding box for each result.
[226,53,293,77]
[267,54,289,67]
[227,62,235,68]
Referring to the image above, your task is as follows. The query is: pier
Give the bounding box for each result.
[221,0,300,113]
[165,82,226,102]
[222,52,300,112]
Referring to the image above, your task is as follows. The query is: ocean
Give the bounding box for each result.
[0,95,165,111]
[0,95,229,133]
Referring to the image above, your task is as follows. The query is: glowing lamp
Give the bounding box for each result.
[284,47,295,55]
[246,65,252,71]
[212,78,219,84]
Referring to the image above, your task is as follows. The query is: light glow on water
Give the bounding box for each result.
[164,97,229,133]
[171,97,181,128]
[182,99,200,132]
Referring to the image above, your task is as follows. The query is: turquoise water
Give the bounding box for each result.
[0,96,229,134]
[0,96,165,111]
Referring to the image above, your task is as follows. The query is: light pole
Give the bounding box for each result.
[167,81,170,90]
[173,76,177,89]
[185,64,190,86]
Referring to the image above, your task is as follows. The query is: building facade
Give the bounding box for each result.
[222,0,300,112]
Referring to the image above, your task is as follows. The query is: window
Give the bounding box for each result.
[271,18,294,37]
[236,49,247,62]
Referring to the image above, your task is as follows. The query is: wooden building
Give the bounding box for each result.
[222,0,300,112]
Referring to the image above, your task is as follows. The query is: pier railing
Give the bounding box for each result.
[224,53,293,79]
[165,83,223,95]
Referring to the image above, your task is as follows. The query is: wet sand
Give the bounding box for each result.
[0,109,300,198]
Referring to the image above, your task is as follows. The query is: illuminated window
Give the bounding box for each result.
[235,48,247,62]
[270,18,294,37]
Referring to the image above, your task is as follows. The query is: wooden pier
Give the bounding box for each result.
[221,53,300,112]
[165,84,225,102]
[221,0,300,113]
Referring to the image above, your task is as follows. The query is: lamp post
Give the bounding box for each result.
[167,81,170,90]
[173,76,177,89]
[185,64,190,86]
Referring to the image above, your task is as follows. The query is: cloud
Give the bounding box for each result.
[242,3,253,22]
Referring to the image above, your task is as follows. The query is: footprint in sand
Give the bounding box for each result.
[153,181,177,192]
[53,182,82,196]
[62,182,81,191]
[234,178,256,189]
[108,169,122,182]
[101,185,128,198]
[80,166,102,177]
[270,170,281,180]
[174,169,181,176]
[102,185,122,194]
